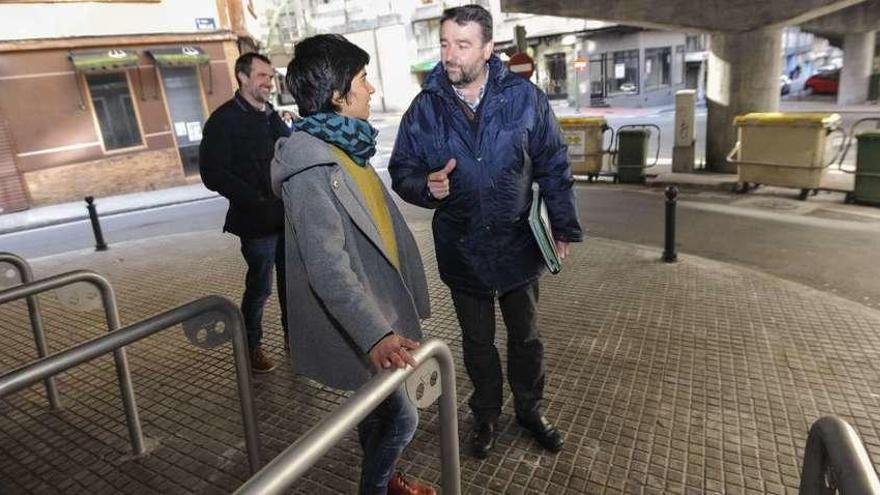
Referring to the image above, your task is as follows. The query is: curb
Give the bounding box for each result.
[0,194,220,236]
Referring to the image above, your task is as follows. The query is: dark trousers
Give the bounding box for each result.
[450,281,545,424]
[239,234,287,349]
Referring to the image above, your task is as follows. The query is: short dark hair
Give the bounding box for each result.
[441,4,493,44]
[234,52,272,87]
[285,34,370,117]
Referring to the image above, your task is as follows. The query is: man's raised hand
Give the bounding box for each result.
[428,158,456,200]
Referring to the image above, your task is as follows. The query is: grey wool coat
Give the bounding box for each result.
[270,130,431,391]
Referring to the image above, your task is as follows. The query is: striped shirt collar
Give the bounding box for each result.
[452,63,489,112]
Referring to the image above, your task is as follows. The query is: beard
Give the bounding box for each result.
[445,60,484,88]
[249,85,271,103]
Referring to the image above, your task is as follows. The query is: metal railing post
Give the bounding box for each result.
[0,253,62,410]
[235,338,460,495]
[0,295,261,473]
[0,270,145,455]
[799,416,880,494]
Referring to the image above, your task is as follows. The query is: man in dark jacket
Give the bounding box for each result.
[389,5,583,459]
[199,52,290,373]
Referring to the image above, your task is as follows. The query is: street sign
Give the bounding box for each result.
[507,52,534,79]
[574,56,587,72]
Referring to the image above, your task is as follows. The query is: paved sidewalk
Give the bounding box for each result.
[3,222,880,494]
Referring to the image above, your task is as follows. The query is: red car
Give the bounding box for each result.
[804,69,840,95]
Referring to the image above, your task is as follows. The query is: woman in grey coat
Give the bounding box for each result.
[270,34,436,495]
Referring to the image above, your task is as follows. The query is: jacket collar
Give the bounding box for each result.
[423,55,519,100]
[234,90,274,114]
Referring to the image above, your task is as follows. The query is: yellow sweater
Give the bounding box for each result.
[331,146,400,269]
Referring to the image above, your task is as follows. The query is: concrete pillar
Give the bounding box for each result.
[705,27,782,173]
[838,31,876,105]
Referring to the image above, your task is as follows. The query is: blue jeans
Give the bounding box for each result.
[239,234,287,349]
[357,387,418,495]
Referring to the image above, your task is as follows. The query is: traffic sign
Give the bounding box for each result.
[507,52,534,79]
[574,56,588,72]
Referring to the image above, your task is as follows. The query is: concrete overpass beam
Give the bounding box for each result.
[706,27,783,173]
[838,30,876,105]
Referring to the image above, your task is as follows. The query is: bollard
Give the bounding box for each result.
[663,186,678,263]
[84,196,108,251]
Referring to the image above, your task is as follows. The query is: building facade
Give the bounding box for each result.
[0,0,256,213]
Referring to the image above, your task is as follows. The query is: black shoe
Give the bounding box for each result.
[516,415,564,453]
[470,421,496,459]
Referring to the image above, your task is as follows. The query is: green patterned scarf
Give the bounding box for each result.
[293,112,378,166]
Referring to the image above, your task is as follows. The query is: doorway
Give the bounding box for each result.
[159,66,206,176]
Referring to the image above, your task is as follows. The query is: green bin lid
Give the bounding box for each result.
[618,128,649,136]
[856,131,880,141]
[734,112,841,127]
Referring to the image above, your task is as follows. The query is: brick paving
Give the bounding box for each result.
[2,220,880,494]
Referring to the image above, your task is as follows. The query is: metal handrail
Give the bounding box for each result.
[0,295,261,473]
[0,253,61,410]
[799,416,880,494]
[0,269,144,454]
[236,338,460,495]
[837,117,880,173]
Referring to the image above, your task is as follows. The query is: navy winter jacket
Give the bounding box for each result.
[390,55,583,295]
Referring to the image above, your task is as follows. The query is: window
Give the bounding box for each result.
[685,34,705,52]
[413,19,441,50]
[86,72,142,151]
[610,50,639,94]
[644,47,671,90]
[543,52,568,99]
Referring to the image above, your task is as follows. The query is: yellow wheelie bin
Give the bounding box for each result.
[558,116,613,181]
[727,113,845,200]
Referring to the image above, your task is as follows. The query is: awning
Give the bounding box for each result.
[147,46,210,67]
[410,59,438,73]
[69,48,139,71]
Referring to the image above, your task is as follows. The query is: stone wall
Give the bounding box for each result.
[23,148,185,206]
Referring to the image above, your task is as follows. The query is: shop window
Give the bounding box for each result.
[85,72,142,151]
[610,50,639,95]
[645,47,671,90]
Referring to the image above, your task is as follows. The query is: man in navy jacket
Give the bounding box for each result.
[389,4,582,459]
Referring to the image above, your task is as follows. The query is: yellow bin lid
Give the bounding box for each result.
[558,116,607,126]
[734,112,841,127]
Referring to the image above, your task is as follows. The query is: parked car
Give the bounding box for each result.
[804,69,840,95]
[780,75,791,95]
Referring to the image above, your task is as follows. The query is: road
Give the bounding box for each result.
[574,185,880,310]
[2,108,879,312]
[0,197,226,259]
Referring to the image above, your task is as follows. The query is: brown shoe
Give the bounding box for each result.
[387,472,436,495]
[250,347,276,374]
